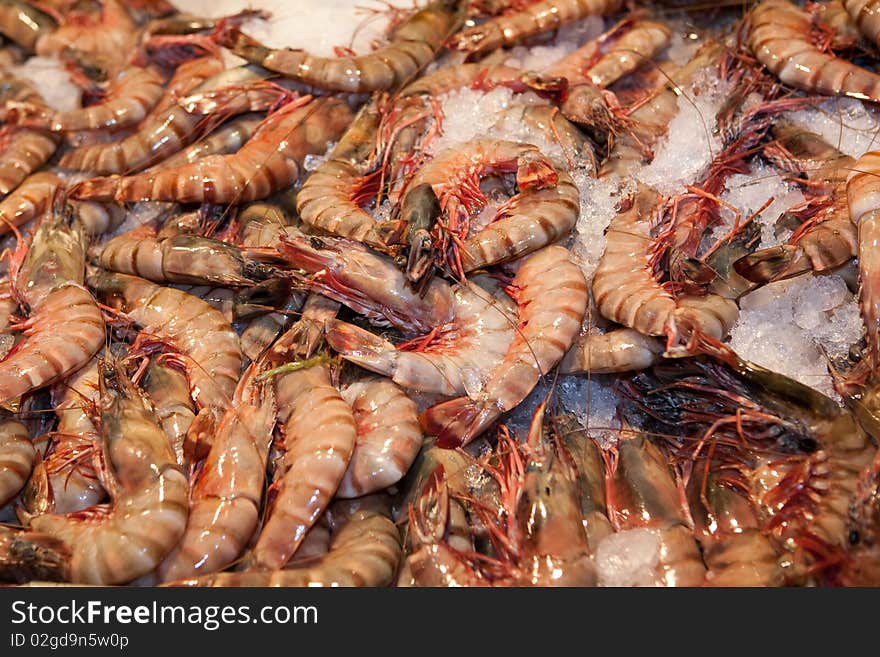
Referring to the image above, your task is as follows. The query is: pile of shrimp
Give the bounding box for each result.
[0,0,878,587]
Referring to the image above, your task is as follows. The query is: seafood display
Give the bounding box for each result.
[1,0,880,589]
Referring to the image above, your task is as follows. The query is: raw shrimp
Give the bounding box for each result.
[153,113,262,169]
[0,418,33,506]
[591,185,738,342]
[216,0,465,93]
[689,468,785,586]
[31,359,188,585]
[87,271,242,410]
[70,97,352,204]
[59,56,226,173]
[559,328,663,374]
[96,225,271,286]
[141,357,195,469]
[247,361,355,570]
[448,0,624,57]
[0,171,59,237]
[325,279,516,396]
[275,231,454,334]
[36,0,137,62]
[4,66,165,132]
[843,0,880,45]
[0,213,104,405]
[0,526,68,584]
[337,378,422,498]
[423,246,587,448]
[296,99,389,244]
[0,1,56,52]
[846,150,880,363]
[157,364,274,581]
[749,0,880,101]
[606,431,708,586]
[265,293,338,362]
[0,128,58,197]
[166,510,401,587]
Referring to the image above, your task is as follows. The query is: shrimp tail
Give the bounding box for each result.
[69,177,119,202]
[325,319,396,372]
[213,25,271,64]
[733,244,808,283]
[517,153,558,190]
[422,397,489,448]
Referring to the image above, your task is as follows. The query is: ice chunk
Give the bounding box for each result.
[786,98,880,159]
[8,56,81,112]
[571,171,630,282]
[557,375,621,449]
[596,528,661,587]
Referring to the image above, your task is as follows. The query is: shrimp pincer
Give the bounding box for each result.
[337,378,423,498]
[96,226,272,287]
[749,0,880,101]
[70,97,352,204]
[325,278,516,396]
[30,359,188,585]
[4,66,165,132]
[0,217,103,405]
[87,270,241,410]
[0,418,34,506]
[275,231,454,334]
[448,0,624,58]
[423,245,587,448]
[157,364,275,582]
[247,361,355,570]
[216,0,465,93]
[166,510,401,587]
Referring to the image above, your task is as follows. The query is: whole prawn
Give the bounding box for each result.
[216,0,465,93]
[423,245,588,448]
[70,97,352,204]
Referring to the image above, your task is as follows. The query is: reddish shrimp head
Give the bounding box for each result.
[423,246,587,448]
[448,0,624,58]
[325,276,516,396]
[0,210,104,406]
[215,0,465,93]
[69,96,352,204]
[30,358,188,585]
[749,0,880,101]
[275,230,454,335]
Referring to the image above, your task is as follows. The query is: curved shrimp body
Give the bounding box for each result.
[546,19,671,89]
[847,150,880,363]
[141,359,195,469]
[606,432,707,587]
[217,0,465,93]
[248,362,356,570]
[0,418,33,506]
[0,171,59,237]
[157,365,275,582]
[87,271,241,410]
[0,526,69,584]
[689,470,784,587]
[97,226,269,287]
[166,510,401,587]
[448,0,624,57]
[152,113,262,170]
[399,62,532,98]
[0,1,56,52]
[6,66,165,132]
[337,378,422,498]
[749,0,880,101]
[592,185,738,341]
[844,0,880,45]
[0,128,58,197]
[31,360,188,585]
[559,327,663,374]
[276,231,454,334]
[423,246,588,448]
[35,0,136,61]
[296,100,388,244]
[59,57,226,174]
[70,97,353,204]
[0,218,103,405]
[325,279,516,396]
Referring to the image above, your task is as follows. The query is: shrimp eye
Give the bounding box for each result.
[849,529,860,545]
[310,237,325,249]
